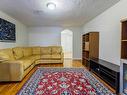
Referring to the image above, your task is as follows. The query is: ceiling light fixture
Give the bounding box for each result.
[47,2,56,10]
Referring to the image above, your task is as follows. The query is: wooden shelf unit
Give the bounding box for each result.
[121,20,127,59]
[122,40,127,42]
[82,32,99,69]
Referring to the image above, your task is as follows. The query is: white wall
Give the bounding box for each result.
[28,26,82,59]
[83,0,127,65]
[0,11,28,49]
[28,27,62,46]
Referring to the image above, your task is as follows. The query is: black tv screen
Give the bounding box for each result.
[0,18,16,42]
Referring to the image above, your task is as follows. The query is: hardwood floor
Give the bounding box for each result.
[38,59,83,68]
[0,59,115,95]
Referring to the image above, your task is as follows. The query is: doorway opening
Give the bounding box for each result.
[61,29,73,59]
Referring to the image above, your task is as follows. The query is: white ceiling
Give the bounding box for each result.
[0,0,120,27]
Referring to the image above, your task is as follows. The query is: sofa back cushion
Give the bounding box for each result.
[41,47,51,55]
[23,47,32,57]
[51,46,62,54]
[32,46,41,55]
[0,49,15,61]
[13,47,23,59]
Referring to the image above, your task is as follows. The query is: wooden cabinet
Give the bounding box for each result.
[90,58,120,94]
[121,20,127,59]
[82,32,99,69]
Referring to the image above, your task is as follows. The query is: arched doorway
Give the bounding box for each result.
[61,29,73,59]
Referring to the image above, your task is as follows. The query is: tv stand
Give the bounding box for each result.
[90,58,120,94]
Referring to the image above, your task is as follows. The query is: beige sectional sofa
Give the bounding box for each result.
[0,46,64,82]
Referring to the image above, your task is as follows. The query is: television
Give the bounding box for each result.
[0,18,16,42]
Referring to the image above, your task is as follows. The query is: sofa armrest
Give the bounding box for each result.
[61,52,64,59]
[0,60,24,81]
[61,52,64,63]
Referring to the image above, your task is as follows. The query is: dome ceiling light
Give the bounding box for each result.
[47,2,56,10]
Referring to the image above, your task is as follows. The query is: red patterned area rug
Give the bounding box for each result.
[17,68,115,95]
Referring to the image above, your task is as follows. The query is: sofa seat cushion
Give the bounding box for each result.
[0,49,15,61]
[41,47,51,55]
[41,55,52,59]
[13,47,23,59]
[20,60,32,70]
[18,57,34,70]
[52,54,61,60]
[29,55,40,60]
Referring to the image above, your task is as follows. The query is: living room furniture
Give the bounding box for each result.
[82,32,99,69]
[121,19,127,59]
[90,58,120,94]
[120,19,127,94]
[0,46,64,81]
